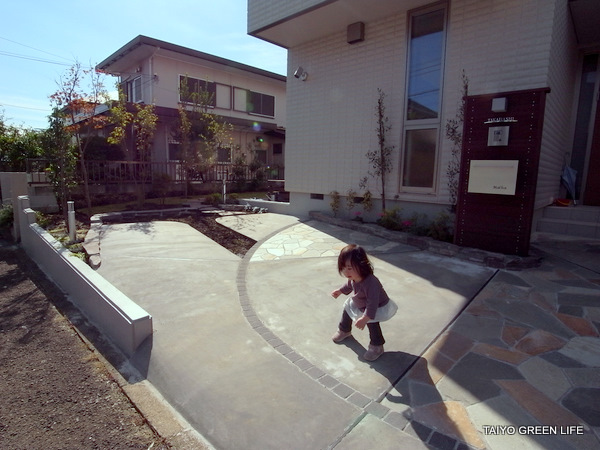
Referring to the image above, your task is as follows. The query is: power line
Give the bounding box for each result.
[0,50,72,66]
[0,102,50,112]
[0,35,74,63]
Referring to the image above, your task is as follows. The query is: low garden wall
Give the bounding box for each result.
[16,196,152,356]
[309,211,543,270]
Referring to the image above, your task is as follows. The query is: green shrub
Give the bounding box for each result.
[362,190,373,212]
[427,212,454,242]
[205,193,223,206]
[330,191,341,217]
[35,211,51,228]
[377,207,403,230]
[0,205,13,228]
[226,193,240,204]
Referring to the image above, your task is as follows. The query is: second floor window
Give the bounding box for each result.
[179,75,216,107]
[235,87,275,117]
[247,90,275,117]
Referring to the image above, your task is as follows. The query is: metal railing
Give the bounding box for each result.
[26,159,284,185]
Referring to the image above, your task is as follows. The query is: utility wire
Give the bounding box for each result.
[0,50,72,66]
[0,102,50,112]
[0,35,74,63]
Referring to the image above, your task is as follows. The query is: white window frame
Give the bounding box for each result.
[129,76,143,103]
[400,3,448,194]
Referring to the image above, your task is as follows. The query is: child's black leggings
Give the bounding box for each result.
[339,310,385,346]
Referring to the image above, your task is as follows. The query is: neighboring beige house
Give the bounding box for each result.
[96,35,286,181]
[247,0,600,254]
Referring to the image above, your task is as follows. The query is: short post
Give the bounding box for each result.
[67,201,76,243]
[222,175,227,205]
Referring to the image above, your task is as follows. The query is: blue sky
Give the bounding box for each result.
[0,0,287,130]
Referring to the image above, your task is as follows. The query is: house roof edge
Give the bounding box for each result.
[96,35,286,81]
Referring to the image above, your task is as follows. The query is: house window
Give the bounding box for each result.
[247,91,275,117]
[179,75,216,107]
[217,146,232,163]
[128,77,142,103]
[168,140,181,161]
[401,5,447,192]
[233,88,275,117]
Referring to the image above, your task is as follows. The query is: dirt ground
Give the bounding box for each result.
[0,240,170,449]
[0,212,255,449]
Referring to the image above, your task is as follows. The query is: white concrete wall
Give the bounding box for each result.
[1,172,28,240]
[1,172,59,240]
[17,196,152,356]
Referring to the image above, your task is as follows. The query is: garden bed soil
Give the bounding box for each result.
[46,208,257,259]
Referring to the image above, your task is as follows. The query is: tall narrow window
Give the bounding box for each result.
[402,5,447,192]
[128,77,142,103]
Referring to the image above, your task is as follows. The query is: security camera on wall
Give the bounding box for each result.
[294,66,308,81]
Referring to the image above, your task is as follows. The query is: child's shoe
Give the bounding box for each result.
[363,344,384,361]
[332,329,352,343]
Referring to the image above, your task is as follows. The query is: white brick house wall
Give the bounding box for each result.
[535,0,579,210]
[286,12,406,199]
[276,0,578,220]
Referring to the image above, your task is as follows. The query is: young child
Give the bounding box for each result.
[331,244,397,361]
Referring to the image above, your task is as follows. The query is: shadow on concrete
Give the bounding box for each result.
[128,334,153,381]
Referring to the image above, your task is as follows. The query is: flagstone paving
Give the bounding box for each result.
[380,247,600,449]
[241,217,600,449]
[246,218,600,449]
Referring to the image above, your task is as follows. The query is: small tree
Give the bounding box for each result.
[175,76,232,196]
[108,88,158,204]
[107,86,133,155]
[132,103,158,203]
[50,61,110,210]
[365,89,395,211]
[41,108,78,222]
[445,70,469,212]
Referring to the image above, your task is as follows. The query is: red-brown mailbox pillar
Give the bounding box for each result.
[455,87,550,256]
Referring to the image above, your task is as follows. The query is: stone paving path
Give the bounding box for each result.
[382,249,600,449]
[241,216,600,449]
[250,221,404,261]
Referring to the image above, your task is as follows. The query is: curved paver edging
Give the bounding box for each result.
[236,221,479,450]
[309,211,543,270]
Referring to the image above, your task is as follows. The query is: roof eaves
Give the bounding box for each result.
[97,35,286,82]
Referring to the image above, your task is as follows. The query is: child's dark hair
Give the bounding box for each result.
[338,244,373,279]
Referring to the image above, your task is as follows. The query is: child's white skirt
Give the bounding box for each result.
[343,297,398,323]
